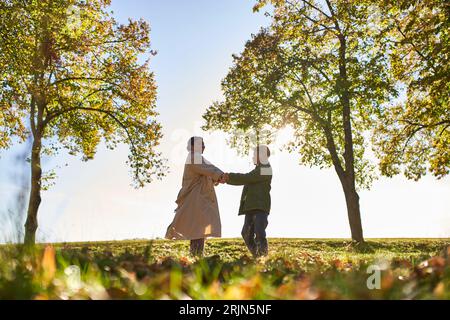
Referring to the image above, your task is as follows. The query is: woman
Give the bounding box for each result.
[165,136,224,256]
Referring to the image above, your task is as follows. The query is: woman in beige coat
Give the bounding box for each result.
[165,136,224,256]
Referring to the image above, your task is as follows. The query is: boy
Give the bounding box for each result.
[222,145,272,257]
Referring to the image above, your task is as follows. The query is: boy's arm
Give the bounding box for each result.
[227,167,272,185]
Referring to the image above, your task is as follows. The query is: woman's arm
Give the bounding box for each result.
[188,161,224,181]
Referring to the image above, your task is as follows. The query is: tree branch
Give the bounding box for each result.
[400,118,450,130]
[325,0,343,35]
[285,0,336,33]
[394,19,438,74]
[301,0,333,19]
[323,123,346,179]
[43,87,114,125]
[50,76,119,87]
[48,102,139,158]
[30,96,37,135]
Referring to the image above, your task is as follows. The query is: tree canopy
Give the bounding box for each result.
[373,0,450,180]
[204,0,397,189]
[0,0,165,186]
[0,0,164,244]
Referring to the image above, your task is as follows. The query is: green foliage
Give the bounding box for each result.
[373,0,450,180]
[0,0,165,186]
[203,0,397,189]
[0,239,449,299]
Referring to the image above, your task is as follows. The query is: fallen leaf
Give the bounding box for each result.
[433,282,445,298]
[41,246,56,284]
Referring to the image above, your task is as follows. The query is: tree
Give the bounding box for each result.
[204,0,397,242]
[373,0,449,180]
[0,0,165,245]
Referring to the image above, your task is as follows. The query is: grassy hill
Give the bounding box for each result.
[1,238,449,299]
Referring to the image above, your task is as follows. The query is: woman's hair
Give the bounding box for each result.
[190,136,201,147]
[187,136,204,152]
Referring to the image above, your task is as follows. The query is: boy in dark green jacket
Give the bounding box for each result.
[222,145,272,257]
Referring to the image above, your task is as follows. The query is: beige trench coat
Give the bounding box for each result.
[165,156,223,240]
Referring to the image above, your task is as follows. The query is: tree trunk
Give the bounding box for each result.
[24,133,43,246]
[337,33,364,243]
[340,176,364,243]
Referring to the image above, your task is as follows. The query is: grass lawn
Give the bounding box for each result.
[1,238,449,299]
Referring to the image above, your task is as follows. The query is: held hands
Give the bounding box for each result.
[218,173,229,184]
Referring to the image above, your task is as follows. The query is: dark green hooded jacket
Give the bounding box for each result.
[227,163,272,215]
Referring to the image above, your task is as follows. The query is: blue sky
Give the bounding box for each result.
[0,0,449,242]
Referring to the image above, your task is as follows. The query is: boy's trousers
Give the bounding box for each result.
[241,210,269,257]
